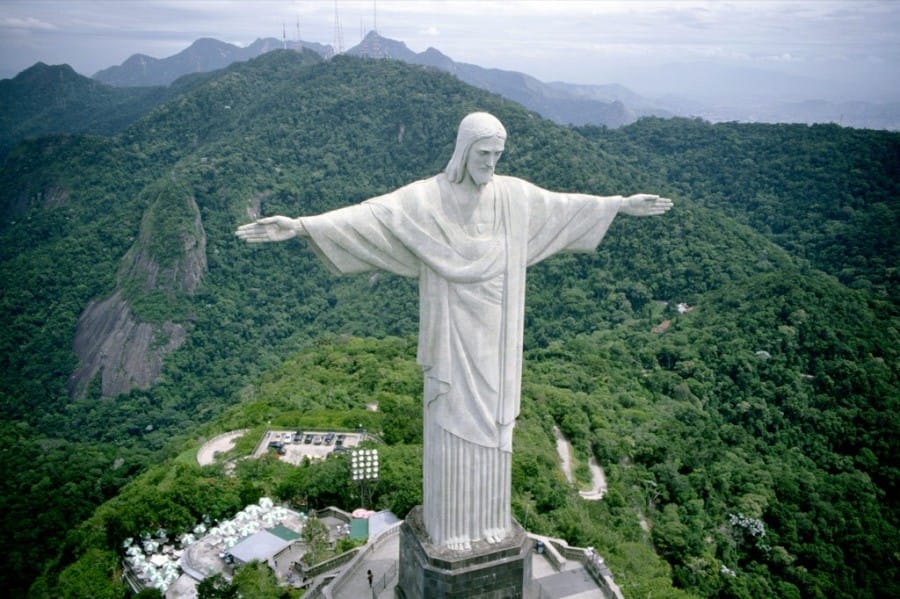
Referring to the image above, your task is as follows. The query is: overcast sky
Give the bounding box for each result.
[2,0,898,101]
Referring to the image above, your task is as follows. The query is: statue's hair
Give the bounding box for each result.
[444,112,507,183]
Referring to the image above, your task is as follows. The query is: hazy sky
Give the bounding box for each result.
[2,0,898,101]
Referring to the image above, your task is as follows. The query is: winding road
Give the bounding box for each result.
[552,425,607,500]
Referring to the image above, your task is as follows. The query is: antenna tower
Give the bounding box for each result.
[296,16,301,43]
[282,22,286,49]
[333,0,344,54]
[373,0,377,34]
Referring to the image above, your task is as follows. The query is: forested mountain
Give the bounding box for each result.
[0,51,328,162]
[0,63,170,159]
[0,50,897,598]
[584,119,900,300]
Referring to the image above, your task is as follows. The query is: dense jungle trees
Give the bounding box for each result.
[1,52,897,597]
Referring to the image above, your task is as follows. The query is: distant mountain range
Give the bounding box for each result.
[5,31,900,131]
[346,31,670,127]
[93,36,331,87]
[90,32,659,128]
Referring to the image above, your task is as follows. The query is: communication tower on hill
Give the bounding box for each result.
[333,0,344,54]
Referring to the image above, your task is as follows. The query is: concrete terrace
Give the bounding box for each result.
[311,526,622,599]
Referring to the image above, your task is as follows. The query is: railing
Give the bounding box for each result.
[322,521,402,598]
[301,574,336,599]
[371,561,398,597]
[303,547,362,578]
[524,532,625,599]
[250,428,271,459]
[120,560,144,594]
[543,537,624,599]
[312,505,353,523]
[527,533,567,571]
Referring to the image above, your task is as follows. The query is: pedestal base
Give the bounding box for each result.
[396,506,532,599]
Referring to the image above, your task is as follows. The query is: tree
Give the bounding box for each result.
[301,514,331,566]
[196,573,237,599]
[231,561,284,599]
[54,548,124,599]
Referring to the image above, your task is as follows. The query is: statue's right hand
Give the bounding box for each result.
[235,216,305,243]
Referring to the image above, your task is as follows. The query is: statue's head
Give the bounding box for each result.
[445,112,507,185]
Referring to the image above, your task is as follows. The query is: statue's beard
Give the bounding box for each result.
[470,167,494,186]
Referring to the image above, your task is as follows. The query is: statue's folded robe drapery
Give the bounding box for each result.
[301,174,622,454]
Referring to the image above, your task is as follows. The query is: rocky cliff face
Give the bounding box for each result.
[68,291,186,397]
[69,181,206,398]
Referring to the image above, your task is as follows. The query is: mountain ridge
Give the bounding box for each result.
[80,30,900,130]
[8,31,898,134]
[93,36,332,86]
[0,62,169,157]
[0,50,897,598]
[347,31,649,128]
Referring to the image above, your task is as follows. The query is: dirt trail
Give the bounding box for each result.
[552,425,607,500]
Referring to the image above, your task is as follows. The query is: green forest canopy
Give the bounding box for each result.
[0,51,897,598]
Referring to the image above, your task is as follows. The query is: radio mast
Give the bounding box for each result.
[333,0,344,54]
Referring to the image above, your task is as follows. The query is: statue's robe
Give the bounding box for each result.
[301,173,621,546]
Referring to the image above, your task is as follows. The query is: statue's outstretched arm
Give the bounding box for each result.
[619,194,674,216]
[235,216,308,243]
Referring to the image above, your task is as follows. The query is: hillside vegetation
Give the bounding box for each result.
[0,63,167,159]
[0,51,897,598]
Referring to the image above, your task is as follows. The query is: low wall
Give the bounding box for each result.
[527,532,568,571]
[313,506,353,524]
[544,537,624,599]
[304,547,361,578]
[322,521,402,599]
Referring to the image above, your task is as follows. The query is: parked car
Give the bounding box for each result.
[313,435,323,445]
[293,431,304,443]
[304,434,314,444]
[324,432,335,445]
[335,434,345,447]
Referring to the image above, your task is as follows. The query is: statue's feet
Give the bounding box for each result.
[444,536,471,552]
[484,528,505,544]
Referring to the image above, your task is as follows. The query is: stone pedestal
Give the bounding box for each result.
[396,506,532,599]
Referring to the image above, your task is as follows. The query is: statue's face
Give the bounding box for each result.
[465,136,505,186]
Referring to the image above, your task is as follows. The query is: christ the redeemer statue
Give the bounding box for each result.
[237,112,672,551]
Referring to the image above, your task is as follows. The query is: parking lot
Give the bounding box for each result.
[253,430,365,464]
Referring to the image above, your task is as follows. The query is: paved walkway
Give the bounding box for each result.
[197,430,247,466]
[326,532,610,598]
[328,531,400,598]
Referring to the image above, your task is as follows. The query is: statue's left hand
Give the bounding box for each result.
[620,194,674,216]
[235,216,306,243]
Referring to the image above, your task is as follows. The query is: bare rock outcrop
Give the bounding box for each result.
[69,181,206,398]
[68,291,186,397]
